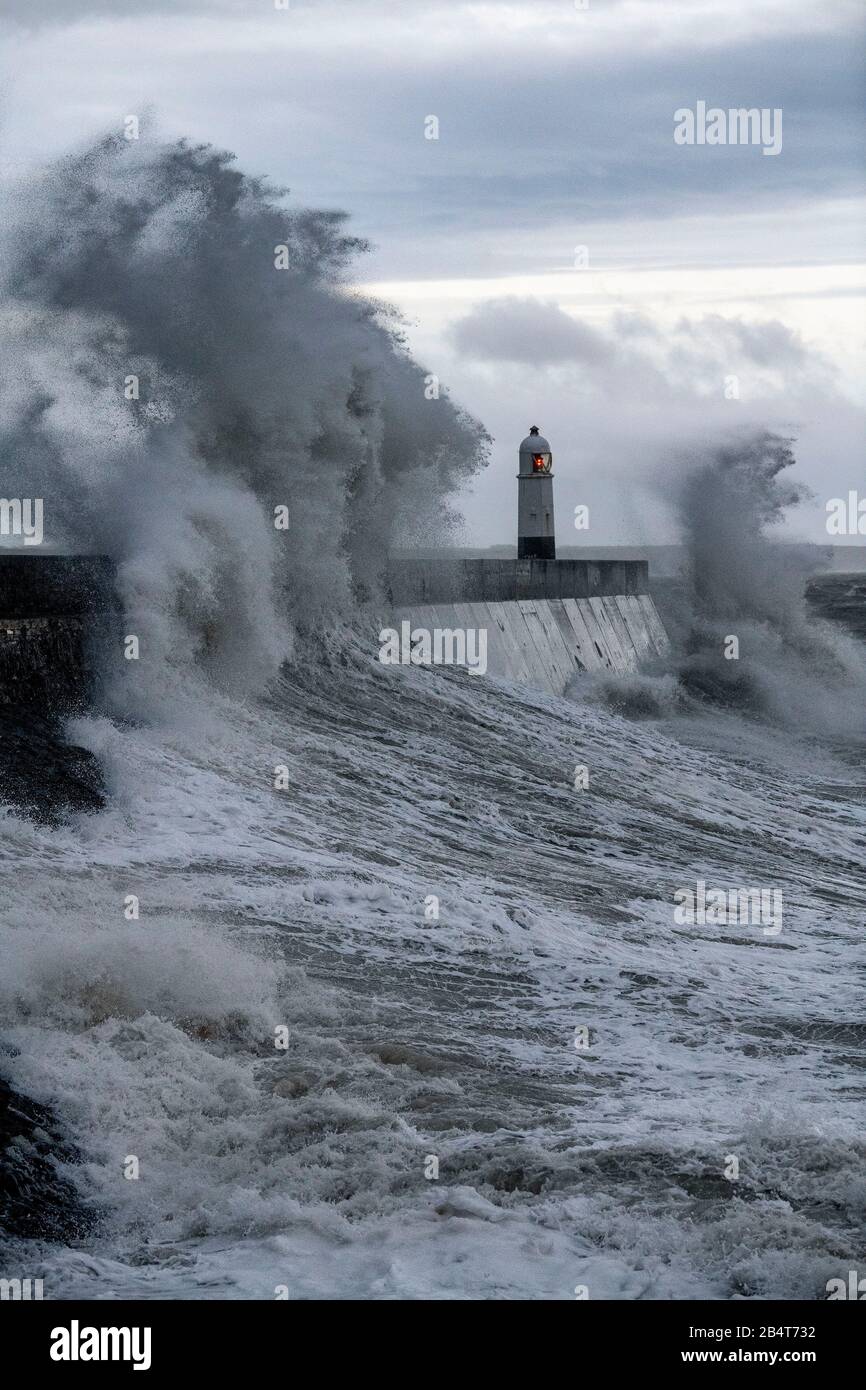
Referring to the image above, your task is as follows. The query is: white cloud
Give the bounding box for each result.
[434,295,864,546]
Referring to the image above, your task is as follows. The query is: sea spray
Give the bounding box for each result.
[0,133,489,716]
[581,431,866,736]
[670,432,866,734]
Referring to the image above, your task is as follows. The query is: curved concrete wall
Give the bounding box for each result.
[394,594,670,695]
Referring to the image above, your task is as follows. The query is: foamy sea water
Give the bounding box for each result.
[1,608,864,1301]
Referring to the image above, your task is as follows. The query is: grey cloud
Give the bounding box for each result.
[450,298,612,366]
[730,319,809,368]
[440,298,860,547]
[674,315,811,368]
[612,312,660,339]
[0,0,572,22]
[449,295,834,397]
[3,4,862,267]
[0,0,239,21]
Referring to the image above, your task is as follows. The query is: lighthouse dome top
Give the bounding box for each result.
[519,426,551,453]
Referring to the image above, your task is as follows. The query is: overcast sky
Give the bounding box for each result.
[2,0,864,545]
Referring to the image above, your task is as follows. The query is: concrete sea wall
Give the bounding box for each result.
[386,557,650,605]
[0,552,670,708]
[394,596,669,695]
[388,558,669,695]
[0,554,117,711]
[0,555,116,822]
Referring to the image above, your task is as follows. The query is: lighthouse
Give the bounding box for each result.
[517,426,555,560]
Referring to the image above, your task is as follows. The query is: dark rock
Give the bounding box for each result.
[0,706,105,823]
[0,1071,96,1241]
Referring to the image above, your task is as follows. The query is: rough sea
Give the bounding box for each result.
[0,135,864,1302]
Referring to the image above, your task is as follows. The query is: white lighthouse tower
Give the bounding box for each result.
[517,426,555,560]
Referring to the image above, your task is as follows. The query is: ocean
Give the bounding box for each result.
[0,135,864,1302]
[0,571,862,1300]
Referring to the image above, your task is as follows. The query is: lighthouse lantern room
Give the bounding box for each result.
[517,425,555,560]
